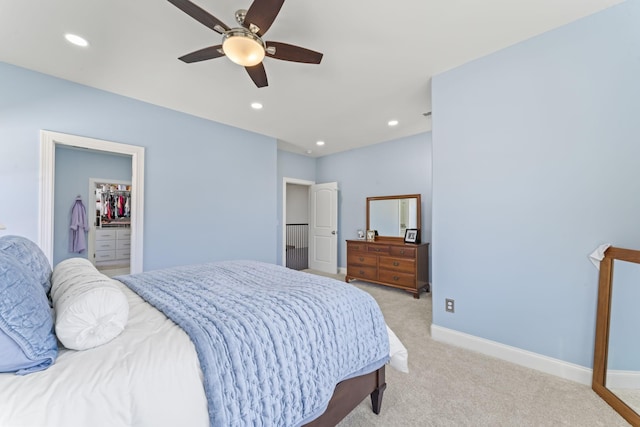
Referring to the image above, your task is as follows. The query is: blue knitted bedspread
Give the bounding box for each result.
[116,260,389,426]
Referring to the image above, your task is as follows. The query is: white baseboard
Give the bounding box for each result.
[431,324,593,385]
[338,267,347,275]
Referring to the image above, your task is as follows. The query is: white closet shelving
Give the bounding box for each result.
[91,182,131,271]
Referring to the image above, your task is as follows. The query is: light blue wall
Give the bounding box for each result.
[0,62,278,271]
[275,150,317,265]
[316,133,432,269]
[53,146,131,265]
[431,0,640,368]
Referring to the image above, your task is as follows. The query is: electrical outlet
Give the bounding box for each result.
[445,298,455,313]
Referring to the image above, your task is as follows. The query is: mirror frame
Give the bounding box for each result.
[366,194,421,242]
[593,246,640,426]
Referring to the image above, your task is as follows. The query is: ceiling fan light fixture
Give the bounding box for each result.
[222,29,265,67]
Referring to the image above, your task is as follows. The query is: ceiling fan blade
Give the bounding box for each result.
[244,0,285,36]
[245,63,268,88]
[179,45,224,63]
[167,0,230,34]
[266,42,323,64]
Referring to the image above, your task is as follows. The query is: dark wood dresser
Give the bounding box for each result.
[345,239,430,298]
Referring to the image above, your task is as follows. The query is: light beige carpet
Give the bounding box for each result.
[303,270,629,427]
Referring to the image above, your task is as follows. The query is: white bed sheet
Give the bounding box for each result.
[0,281,209,427]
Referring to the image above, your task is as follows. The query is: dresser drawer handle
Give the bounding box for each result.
[393,261,400,266]
[375,248,380,252]
[359,257,364,262]
[393,276,400,281]
[359,270,366,275]
[400,249,405,254]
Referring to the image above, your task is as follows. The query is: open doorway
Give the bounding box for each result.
[282,178,313,270]
[39,130,145,272]
[285,182,311,270]
[282,178,338,274]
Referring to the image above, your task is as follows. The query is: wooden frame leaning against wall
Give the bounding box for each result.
[593,246,640,427]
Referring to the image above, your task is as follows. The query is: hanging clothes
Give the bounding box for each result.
[69,196,89,253]
[118,194,124,217]
[124,195,130,217]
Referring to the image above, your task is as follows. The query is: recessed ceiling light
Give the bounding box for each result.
[388,120,399,127]
[316,141,325,146]
[251,102,263,110]
[64,33,89,47]
[306,150,313,154]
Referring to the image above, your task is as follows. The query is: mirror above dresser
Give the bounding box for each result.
[367,194,421,241]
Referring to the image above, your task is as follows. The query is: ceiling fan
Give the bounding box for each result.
[168,0,323,88]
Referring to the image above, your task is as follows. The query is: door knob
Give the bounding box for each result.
[331,230,336,235]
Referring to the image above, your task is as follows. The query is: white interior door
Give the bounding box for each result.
[309,182,338,274]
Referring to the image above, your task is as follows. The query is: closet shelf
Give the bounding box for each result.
[100,221,131,228]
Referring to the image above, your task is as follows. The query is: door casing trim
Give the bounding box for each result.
[39,130,145,273]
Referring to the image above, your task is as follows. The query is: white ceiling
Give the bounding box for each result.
[0,0,624,157]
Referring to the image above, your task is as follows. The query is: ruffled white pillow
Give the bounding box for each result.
[387,325,409,373]
[51,258,129,351]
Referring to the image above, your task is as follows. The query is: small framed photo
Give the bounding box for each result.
[366,230,377,241]
[404,228,420,244]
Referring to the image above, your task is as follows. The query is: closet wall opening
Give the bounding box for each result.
[88,178,132,277]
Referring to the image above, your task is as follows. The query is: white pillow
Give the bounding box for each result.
[387,324,409,373]
[51,258,129,351]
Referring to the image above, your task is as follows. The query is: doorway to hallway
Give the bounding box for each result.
[282,178,338,274]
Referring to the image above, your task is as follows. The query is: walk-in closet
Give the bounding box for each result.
[89,180,131,276]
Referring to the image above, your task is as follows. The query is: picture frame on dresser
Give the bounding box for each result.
[404,229,420,244]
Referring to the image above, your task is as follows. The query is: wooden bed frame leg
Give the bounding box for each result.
[370,365,387,414]
[370,382,387,414]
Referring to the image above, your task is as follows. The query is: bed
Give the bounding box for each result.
[0,235,407,426]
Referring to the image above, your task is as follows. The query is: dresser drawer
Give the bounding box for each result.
[116,239,131,250]
[116,249,130,260]
[95,240,116,251]
[379,257,415,273]
[116,228,131,240]
[95,250,116,262]
[367,245,389,255]
[95,229,116,241]
[378,270,416,288]
[347,266,377,281]
[347,253,377,267]
[347,242,367,253]
[390,246,416,258]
